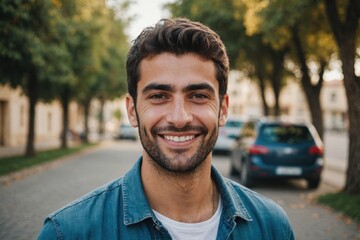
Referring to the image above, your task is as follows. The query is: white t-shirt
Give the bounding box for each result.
[153,197,222,240]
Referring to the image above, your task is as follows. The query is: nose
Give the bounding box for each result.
[166,97,193,128]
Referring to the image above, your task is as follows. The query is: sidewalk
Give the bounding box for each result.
[0,140,62,158]
[323,158,347,190]
[0,131,113,158]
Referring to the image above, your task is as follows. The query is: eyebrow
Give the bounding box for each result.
[183,83,215,95]
[142,82,216,95]
[142,83,174,94]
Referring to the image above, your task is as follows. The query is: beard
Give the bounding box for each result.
[138,123,219,174]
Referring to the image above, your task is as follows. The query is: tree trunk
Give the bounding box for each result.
[304,88,324,139]
[82,100,91,143]
[98,95,105,137]
[60,87,70,148]
[257,73,269,116]
[254,59,270,116]
[325,0,360,194]
[270,49,286,116]
[292,26,324,140]
[25,73,37,157]
[341,44,360,194]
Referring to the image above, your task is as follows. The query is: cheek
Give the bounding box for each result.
[137,104,165,126]
[194,100,220,115]
[191,104,221,124]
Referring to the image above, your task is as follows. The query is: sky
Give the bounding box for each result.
[126,0,173,41]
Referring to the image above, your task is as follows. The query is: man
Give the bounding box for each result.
[38,18,294,239]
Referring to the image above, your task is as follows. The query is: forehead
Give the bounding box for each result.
[138,53,218,91]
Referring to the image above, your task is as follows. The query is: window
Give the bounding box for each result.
[330,92,337,102]
[20,105,25,127]
[48,112,52,132]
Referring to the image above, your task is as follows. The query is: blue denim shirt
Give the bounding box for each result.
[38,158,295,239]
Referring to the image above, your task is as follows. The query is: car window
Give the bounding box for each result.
[225,120,243,128]
[259,125,313,144]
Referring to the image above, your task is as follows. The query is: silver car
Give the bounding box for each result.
[213,118,245,154]
[116,124,138,141]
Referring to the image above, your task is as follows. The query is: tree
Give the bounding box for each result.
[0,0,72,156]
[55,0,78,149]
[168,0,269,115]
[68,0,129,143]
[95,8,129,137]
[56,0,126,146]
[248,0,336,139]
[324,0,360,194]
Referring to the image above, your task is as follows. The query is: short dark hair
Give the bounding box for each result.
[126,18,229,102]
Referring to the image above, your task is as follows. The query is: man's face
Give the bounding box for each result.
[126,53,228,173]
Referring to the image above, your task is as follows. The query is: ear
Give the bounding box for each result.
[219,94,229,127]
[126,94,138,128]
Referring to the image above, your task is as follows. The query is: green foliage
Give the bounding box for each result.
[0,0,72,100]
[168,0,289,116]
[0,0,130,155]
[113,108,122,121]
[167,0,246,66]
[318,192,360,223]
[254,0,336,61]
[0,0,129,102]
[66,1,129,106]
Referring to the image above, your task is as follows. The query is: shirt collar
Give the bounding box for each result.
[122,158,253,226]
[211,165,253,222]
[122,157,154,225]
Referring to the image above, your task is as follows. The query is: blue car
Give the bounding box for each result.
[230,118,324,189]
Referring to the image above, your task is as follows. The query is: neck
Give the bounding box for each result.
[141,154,218,223]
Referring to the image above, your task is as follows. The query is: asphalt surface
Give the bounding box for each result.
[0,140,359,240]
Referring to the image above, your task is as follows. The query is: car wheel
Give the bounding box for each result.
[239,160,252,187]
[307,177,321,189]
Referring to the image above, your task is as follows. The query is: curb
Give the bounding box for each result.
[322,161,346,190]
[0,144,102,186]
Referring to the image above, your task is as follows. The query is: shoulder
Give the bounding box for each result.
[52,177,124,217]
[38,177,124,238]
[222,178,294,239]
[224,178,292,227]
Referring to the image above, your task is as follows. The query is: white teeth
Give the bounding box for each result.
[164,135,195,142]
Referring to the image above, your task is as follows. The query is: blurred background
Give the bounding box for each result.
[1,1,359,239]
[0,0,359,191]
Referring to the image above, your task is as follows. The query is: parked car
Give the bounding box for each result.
[115,124,138,141]
[213,117,245,155]
[230,118,324,189]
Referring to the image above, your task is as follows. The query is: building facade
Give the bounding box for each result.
[227,71,348,131]
[0,85,82,147]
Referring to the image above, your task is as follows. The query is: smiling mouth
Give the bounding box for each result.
[163,135,196,143]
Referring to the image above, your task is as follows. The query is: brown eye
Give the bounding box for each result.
[150,94,166,99]
[190,93,210,103]
[148,93,169,103]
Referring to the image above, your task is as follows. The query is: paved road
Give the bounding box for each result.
[213,154,360,240]
[0,140,359,239]
[0,141,142,240]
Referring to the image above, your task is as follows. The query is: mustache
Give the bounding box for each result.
[151,125,208,135]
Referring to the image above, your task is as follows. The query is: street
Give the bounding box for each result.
[0,136,359,239]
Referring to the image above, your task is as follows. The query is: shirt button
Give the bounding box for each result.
[155,225,161,231]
